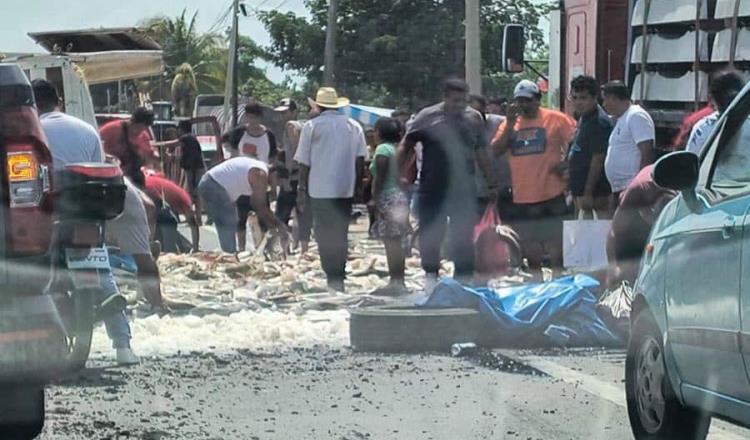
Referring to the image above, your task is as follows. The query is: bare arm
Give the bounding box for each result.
[397,137,416,176]
[476,147,498,193]
[637,140,655,169]
[355,157,365,198]
[492,104,519,156]
[248,169,283,230]
[584,153,606,196]
[372,155,389,199]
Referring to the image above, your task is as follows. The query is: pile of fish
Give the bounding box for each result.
[116,239,453,319]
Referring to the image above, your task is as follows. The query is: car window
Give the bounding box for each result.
[710,115,750,197]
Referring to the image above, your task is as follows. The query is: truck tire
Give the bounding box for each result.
[66,289,95,371]
[350,306,481,353]
[626,310,711,440]
[0,385,45,440]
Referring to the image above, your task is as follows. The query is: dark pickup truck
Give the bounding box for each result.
[0,64,127,439]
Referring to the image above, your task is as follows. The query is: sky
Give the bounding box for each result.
[0,0,308,82]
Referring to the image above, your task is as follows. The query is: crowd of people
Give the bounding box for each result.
[29,65,747,365]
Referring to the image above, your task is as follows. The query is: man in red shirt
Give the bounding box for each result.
[144,174,200,252]
[99,108,160,187]
[607,165,677,285]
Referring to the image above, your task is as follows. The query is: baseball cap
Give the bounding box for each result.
[513,80,540,99]
[274,98,298,112]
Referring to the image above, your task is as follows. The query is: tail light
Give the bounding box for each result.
[8,149,48,207]
[0,65,54,256]
[5,138,53,255]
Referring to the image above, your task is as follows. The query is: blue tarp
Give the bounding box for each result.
[340,104,394,127]
[421,275,621,347]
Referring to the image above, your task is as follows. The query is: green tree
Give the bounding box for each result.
[139,12,297,111]
[259,0,552,107]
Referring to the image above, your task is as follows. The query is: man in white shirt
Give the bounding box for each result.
[295,87,368,292]
[32,79,139,365]
[602,81,655,203]
[686,70,745,157]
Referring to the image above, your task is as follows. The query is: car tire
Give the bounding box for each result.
[350,306,481,353]
[626,310,711,440]
[66,288,95,371]
[0,385,45,440]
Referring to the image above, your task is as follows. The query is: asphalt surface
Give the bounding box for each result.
[40,347,633,440]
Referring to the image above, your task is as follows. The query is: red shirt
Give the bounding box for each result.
[99,120,155,171]
[144,175,193,216]
[671,105,714,150]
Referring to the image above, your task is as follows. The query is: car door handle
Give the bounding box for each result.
[722,217,737,239]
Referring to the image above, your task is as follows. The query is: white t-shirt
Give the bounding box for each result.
[685,111,719,156]
[239,130,272,164]
[604,105,655,192]
[40,111,104,170]
[208,157,268,202]
[294,111,368,199]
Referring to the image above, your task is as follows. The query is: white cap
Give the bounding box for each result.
[514,80,540,99]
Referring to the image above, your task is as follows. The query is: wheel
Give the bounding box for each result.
[65,288,95,371]
[349,306,480,353]
[626,311,711,440]
[0,385,45,439]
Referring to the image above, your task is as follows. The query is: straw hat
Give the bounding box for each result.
[314,87,350,109]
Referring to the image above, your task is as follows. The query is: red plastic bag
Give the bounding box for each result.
[474,205,521,278]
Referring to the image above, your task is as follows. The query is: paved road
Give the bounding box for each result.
[40,347,632,440]
[38,346,750,439]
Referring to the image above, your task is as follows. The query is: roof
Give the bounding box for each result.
[28,27,161,53]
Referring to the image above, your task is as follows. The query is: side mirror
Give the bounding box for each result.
[502,24,525,73]
[653,151,702,213]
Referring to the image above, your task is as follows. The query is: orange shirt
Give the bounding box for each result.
[493,108,576,204]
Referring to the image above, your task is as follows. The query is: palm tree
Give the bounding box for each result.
[140,9,225,101]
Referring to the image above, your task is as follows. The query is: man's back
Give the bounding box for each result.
[40,111,104,169]
[295,111,367,199]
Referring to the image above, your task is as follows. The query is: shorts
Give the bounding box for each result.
[504,195,570,244]
[107,182,151,255]
[184,168,205,198]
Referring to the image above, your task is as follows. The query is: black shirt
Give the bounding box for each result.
[179,134,205,170]
[406,103,488,200]
[567,105,612,197]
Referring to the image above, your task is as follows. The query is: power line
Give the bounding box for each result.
[206,3,233,34]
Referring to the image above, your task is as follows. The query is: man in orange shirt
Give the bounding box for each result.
[492,80,576,270]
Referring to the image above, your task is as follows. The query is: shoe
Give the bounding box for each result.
[116,348,140,366]
[372,282,409,297]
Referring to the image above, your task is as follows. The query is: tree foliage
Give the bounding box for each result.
[259,0,552,107]
[140,10,224,95]
[137,9,298,112]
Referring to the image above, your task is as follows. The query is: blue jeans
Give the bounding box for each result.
[99,267,131,349]
[198,175,239,252]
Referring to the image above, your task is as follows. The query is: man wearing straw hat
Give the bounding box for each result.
[294,87,368,292]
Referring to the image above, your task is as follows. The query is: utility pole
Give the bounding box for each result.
[465,0,482,94]
[230,0,240,128]
[323,0,338,86]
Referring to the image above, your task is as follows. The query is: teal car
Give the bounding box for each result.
[627,88,750,439]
